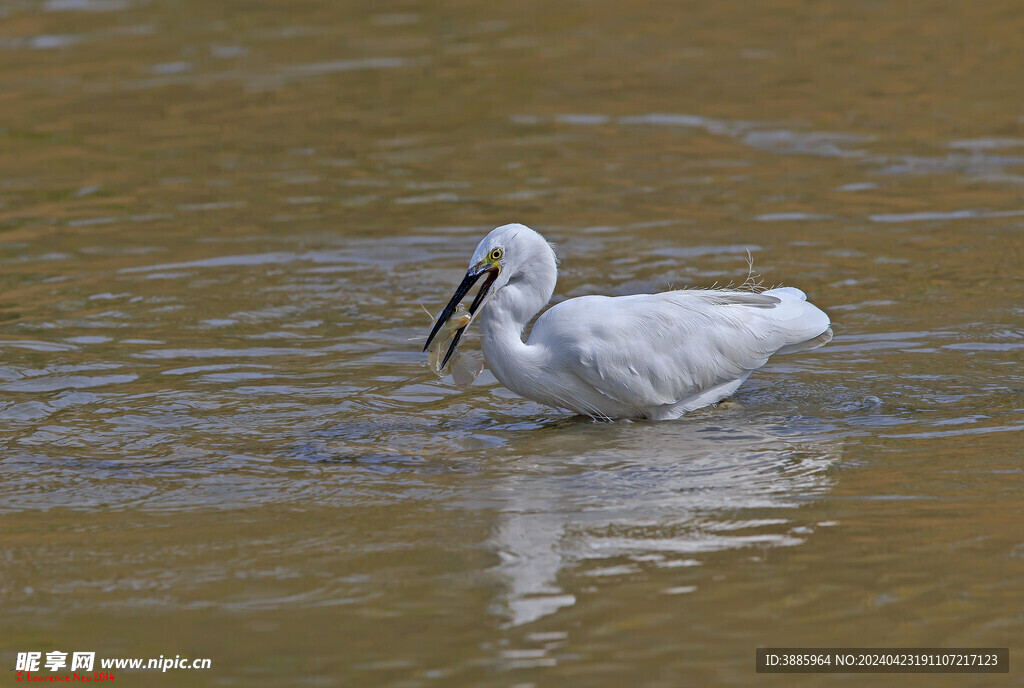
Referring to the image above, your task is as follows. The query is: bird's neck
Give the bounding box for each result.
[478,280,552,394]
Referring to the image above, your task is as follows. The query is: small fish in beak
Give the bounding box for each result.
[423,261,500,368]
[423,304,484,390]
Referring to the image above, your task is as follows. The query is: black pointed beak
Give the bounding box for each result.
[424,263,500,368]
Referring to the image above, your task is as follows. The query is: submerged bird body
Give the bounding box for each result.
[425,224,832,420]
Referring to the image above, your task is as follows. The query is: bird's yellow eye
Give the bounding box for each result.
[489,247,503,262]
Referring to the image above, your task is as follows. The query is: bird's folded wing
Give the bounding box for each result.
[534,291,794,410]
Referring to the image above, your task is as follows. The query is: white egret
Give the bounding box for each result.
[424,223,832,420]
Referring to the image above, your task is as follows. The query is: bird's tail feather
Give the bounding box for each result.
[761,287,832,354]
[775,326,833,355]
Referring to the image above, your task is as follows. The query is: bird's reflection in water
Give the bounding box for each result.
[487,414,840,627]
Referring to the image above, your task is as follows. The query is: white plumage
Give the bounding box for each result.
[425,223,832,420]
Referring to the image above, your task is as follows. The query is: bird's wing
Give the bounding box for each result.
[530,289,827,411]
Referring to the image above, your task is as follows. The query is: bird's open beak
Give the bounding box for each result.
[423,261,500,368]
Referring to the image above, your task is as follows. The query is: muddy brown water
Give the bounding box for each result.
[1,0,1022,686]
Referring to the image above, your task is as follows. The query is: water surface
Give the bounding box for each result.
[1,0,1022,685]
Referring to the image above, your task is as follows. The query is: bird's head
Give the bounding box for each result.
[424,223,557,367]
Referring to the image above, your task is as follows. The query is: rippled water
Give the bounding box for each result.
[2,0,1023,685]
